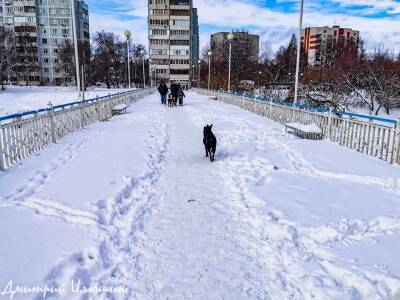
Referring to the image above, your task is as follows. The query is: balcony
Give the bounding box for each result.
[170,0,190,9]
[149,4,168,10]
[169,55,190,60]
[169,35,189,40]
[170,5,190,10]
[170,0,190,5]
[170,74,189,81]
[149,34,170,40]
[150,54,170,60]
[170,64,190,70]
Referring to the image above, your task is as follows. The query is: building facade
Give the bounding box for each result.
[210,31,260,63]
[190,7,199,66]
[302,26,360,67]
[1,0,40,85]
[0,0,90,86]
[148,0,198,88]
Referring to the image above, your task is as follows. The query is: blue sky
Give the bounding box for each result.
[86,0,400,54]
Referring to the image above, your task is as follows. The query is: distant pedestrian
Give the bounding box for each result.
[177,87,185,106]
[170,83,180,101]
[158,80,168,105]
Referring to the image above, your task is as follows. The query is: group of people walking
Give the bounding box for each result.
[158,80,186,106]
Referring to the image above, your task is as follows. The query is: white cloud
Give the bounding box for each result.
[87,0,400,54]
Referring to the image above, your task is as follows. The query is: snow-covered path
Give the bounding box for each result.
[1,92,400,300]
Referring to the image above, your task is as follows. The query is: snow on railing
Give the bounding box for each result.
[0,88,155,171]
[196,89,400,165]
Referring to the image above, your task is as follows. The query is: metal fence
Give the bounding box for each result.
[0,89,154,171]
[196,89,400,165]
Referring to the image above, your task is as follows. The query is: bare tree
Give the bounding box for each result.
[58,39,92,87]
[92,31,125,88]
[0,29,16,90]
[260,41,273,64]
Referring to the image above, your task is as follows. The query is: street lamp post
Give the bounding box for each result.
[294,0,305,106]
[192,64,196,88]
[124,30,132,89]
[149,58,152,87]
[140,49,146,88]
[197,59,201,88]
[207,50,212,90]
[71,0,81,97]
[227,33,234,92]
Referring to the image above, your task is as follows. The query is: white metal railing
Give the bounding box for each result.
[196,89,400,165]
[0,89,155,171]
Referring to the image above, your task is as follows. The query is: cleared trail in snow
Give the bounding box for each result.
[1,92,400,300]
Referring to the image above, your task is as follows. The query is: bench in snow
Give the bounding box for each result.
[285,122,323,140]
[112,104,128,116]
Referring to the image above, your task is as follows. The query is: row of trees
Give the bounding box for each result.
[0,29,40,90]
[58,31,149,89]
[0,29,149,90]
[201,34,400,115]
[0,29,14,91]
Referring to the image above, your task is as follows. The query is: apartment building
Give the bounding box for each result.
[302,26,360,67]
[0,0,40,85]
[148,0,198,88]
[210,31,260,63]
[190,7,199,66]
[0,0,90,86]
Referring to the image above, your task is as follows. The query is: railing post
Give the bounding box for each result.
[96,96,101,121]
[80,101,85,129]
[393,121,400,164]
[48,102,56,143]
[0,125,5,171]
[327,108,333,140]
[269,100,272,117]
[290,106,295,123]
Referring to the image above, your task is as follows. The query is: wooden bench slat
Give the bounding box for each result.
[285,123,323,140]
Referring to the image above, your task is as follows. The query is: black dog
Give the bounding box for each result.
[203,124,217,162]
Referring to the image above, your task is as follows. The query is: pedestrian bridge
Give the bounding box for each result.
[0,91,399,299]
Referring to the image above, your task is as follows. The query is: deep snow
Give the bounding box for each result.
[0,86,132,116]
[0,91,399,299]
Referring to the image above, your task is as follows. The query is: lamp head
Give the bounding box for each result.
[124,30,131,40]
[227,33,235,41]
[207,50,213,57]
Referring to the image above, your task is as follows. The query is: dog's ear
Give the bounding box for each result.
[210,124,213,129]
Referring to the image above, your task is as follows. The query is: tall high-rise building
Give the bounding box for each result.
[302,26,360,67]
[190,7,199,66]
[3,0,40,85]
[148,0,198,88]
[0,0,90,86]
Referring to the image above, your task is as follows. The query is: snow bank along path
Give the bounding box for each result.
[0,92,400,299]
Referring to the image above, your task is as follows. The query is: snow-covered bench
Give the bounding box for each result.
[112,104,128,116]
[285,122,323,140]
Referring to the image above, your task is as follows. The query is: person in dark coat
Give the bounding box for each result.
[170,83,180,99]
[177,87,185,106]
[158,80,169,105]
